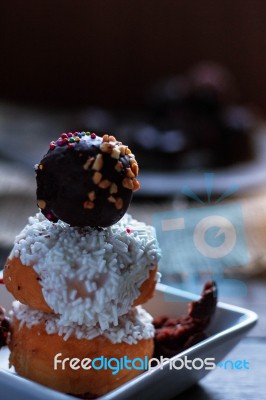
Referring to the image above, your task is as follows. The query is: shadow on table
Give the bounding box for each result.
[173,384,213,400]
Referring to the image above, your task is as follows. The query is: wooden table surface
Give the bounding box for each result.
[176,338,266,400]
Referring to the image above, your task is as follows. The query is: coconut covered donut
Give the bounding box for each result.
[9,302,154,397]
[4,212,161,329]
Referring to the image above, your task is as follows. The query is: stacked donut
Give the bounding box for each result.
[4,132,161,397]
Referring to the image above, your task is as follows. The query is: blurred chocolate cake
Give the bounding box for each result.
[119,62,256,171]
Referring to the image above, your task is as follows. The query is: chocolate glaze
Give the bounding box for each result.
[36,133,139,227]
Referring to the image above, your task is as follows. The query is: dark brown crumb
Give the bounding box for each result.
[153,281,217,358]
[0,305,10,348]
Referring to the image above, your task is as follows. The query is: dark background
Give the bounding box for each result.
[1,0,266,111]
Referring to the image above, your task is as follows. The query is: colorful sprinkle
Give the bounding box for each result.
[49,142,56,150]
[63,138,68,144]
[69,138,75,143]
[61,133,67,139]
[46,213,53,220]
[75,137,80,142]
[86,131,91,136]
[67,132,73,137]
[126,228,133,234]
[68,143,74,149]
[39,164,43,170]
[57,139,64,146]
[91,133,96,139]
[73,132,79,136]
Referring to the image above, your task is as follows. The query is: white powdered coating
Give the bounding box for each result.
[12,301,155,344]
[9,212,161,329]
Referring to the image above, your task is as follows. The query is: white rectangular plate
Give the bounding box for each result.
[0,282,257,400]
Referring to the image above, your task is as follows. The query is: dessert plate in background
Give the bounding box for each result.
[138,131,266,197]
[0,282,258,400]
[1,103,266,198]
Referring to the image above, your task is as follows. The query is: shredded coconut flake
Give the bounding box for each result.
[11,301,155,344]
[9,212,161,328]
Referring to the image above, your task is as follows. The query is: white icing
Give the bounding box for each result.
[12,301,155,344]
[9,212,161,329]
